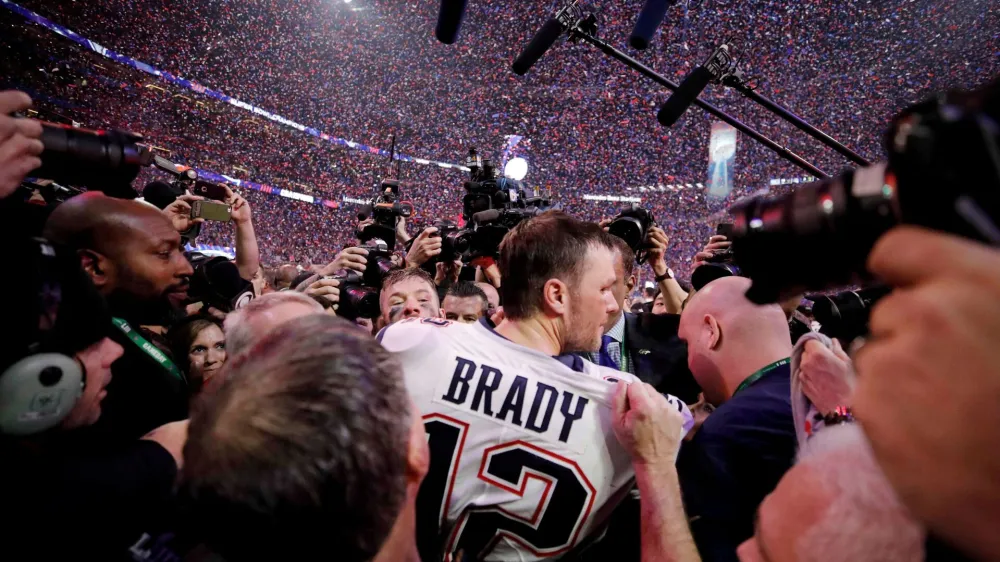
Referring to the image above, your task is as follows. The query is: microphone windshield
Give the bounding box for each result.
[142,180,182,210]
[435,0,469,44]
[512,18,564,76]
[657,66,713,127]
[629,0,670,50]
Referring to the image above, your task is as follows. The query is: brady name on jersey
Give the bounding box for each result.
[379,317,692,562]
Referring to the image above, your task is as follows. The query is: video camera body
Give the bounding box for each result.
[439,148,554,261]
[607,204,656,263]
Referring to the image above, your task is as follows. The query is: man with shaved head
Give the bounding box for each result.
[675,276,797,562]
[44,192,194,444]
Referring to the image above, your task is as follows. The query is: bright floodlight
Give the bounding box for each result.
[504,157,528,181]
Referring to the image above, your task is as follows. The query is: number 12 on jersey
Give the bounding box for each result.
[418,413,597,561]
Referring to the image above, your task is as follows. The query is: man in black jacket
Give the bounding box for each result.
[587,235,701,404]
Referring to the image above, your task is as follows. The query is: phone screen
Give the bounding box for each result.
[716,223,735,238]
[192,200,232,223]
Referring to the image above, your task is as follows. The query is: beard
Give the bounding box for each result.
[105,289,182,326]
[561,304,604,355]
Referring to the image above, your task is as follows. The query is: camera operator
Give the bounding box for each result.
[675,276,796,562]
[0,91,43,198]
[0,236,188,558]
[43,192,193,445]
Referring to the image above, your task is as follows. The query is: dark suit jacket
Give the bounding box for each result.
[623,312,702,404]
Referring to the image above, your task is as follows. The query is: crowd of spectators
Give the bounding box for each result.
[1,0,998,279]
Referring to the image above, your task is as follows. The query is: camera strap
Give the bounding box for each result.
[111,317,186,383]
[733,358,789,397]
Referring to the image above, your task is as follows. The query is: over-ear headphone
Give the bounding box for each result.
[0,237,105,436]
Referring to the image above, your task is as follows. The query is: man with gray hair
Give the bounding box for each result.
[737,423,924,562]
[222,291,323,356]
[181,314,428,561]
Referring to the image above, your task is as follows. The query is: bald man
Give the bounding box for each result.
[44,192,193,443]
[737,424,924,562]
[273,264,300,290]
[675,276,797,562]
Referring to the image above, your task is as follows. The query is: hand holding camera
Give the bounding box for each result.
[406,227,443,268]
[304,277,341,311]
[320,246,370,276]
[0,91,44,199]
[163,194,206,232]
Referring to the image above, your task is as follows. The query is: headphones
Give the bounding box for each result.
[0,238,86,436]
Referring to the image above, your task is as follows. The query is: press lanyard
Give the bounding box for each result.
[733,358,789,396]
[111,317,186,382]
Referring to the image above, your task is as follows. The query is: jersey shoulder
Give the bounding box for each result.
[377,317,466,353]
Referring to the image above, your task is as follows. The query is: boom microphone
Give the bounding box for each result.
[512,18,565,76]
[629,0,670,50]
[657,65,713,127]
[435,0,469,44]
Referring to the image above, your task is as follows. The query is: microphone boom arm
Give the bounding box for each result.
[566,23,830,178]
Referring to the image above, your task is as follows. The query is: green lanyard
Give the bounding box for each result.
[111,317,186,382]
[733,358,789,397]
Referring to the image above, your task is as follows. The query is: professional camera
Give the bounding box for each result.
[328,238,397,320]
[433,219,472,262]
[451,148,552,259]
[691,223,743,290]
[608,204,656,263]
[357,180,414,249]
[807,286,891,344]
[186,253,255,313]
[726,76,1000,304]
[27,122,153,198]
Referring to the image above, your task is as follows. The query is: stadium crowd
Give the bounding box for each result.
[3,0,997,280]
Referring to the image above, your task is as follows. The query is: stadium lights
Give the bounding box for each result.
[504,157,528,181]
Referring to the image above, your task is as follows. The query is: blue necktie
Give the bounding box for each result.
[598,334,620,370]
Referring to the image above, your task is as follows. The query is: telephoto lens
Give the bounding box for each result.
[30,123,152,197]
[728,75,1000,304]
[608,204,655,262]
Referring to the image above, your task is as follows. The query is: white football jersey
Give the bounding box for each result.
[379,317,692,562]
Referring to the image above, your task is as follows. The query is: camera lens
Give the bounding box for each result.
[31,123,151,196]
[730,164,900,304]
[609,216,644,251]
[339,285,380,320]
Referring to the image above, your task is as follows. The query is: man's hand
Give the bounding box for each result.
[854,226,1000,560]
[612,381,686,471]
[395,216,411,244]
[693,235,731,268]
[162,194,205,232]
[797,339,854,415]
[0,91,44,199]
[304,278,340,310]
[646,226,670,275]
[224,184,252,225]
[405,227,442,268]
[435,259,463,286]
[319,246,369,276]
[598,218,613,231]
[142,419,190,470]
